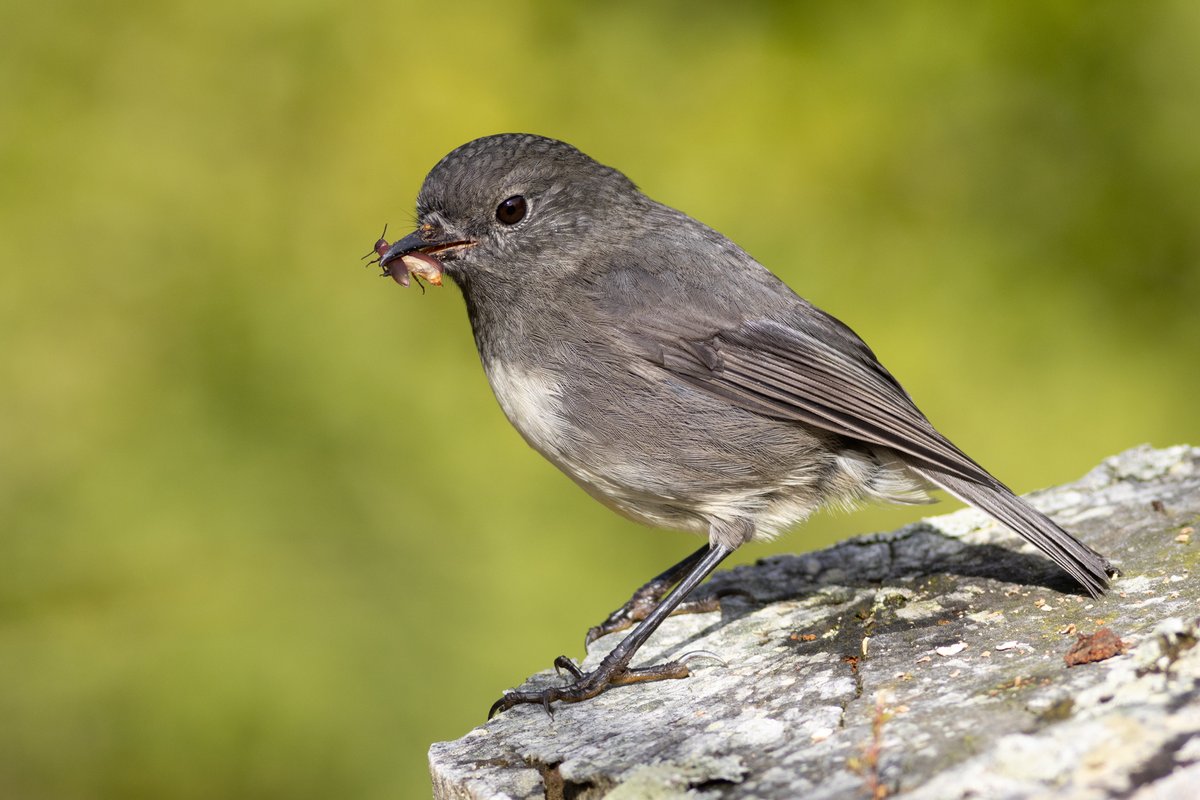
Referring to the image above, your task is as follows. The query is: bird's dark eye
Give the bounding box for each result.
[496,195,527,225]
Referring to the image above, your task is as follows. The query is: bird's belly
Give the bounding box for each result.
[481,359,703,530]
[482,358,838,535]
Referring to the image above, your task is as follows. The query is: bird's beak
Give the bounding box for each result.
[378,225,475,272]
[372,224,476,289]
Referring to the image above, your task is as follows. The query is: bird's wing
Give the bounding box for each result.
[643,315,993,486]
[628,314,1109,596]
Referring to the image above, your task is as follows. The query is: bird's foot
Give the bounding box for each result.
[585,596,717,646]
[584,587,752,646]
[488,656,692,718]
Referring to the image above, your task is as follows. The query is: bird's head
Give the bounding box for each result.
[379,134,642,286]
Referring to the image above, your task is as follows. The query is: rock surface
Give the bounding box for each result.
[429,445,1200,799]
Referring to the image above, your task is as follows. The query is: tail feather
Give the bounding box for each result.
[910,466,1111,598]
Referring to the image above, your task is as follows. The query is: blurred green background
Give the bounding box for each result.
[2,1,1198,797]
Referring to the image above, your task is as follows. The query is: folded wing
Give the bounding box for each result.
[646,317,1110,597]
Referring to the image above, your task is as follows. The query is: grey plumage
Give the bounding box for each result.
[376,133,1111,713]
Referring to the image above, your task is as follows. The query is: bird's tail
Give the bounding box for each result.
[909,466,1111,598]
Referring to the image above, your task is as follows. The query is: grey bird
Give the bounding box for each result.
[373,133,1111,716]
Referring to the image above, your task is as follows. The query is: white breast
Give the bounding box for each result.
[484,362,569,461]
[481,361,693,532]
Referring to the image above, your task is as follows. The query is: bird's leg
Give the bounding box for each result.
[584,544,711,645]
[489,542,735,718]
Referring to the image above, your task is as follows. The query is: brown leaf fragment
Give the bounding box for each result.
[1064,627,1127,667]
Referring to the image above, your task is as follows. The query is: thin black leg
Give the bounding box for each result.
[585,543,716,646]
[489,542,735,718]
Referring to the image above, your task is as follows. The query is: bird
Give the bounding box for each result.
[373,133,1111,717]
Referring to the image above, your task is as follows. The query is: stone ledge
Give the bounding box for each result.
[430,445,1200,799]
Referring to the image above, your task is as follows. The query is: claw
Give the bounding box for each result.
[554,656,585,679]
[676,649,727,668]
[487,694,510,720]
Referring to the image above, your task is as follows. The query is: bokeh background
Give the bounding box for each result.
[3,1,1198,797]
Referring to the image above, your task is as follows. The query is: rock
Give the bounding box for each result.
[429,445,1200,799]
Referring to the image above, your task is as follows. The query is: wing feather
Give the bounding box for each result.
[645,316,1110,595]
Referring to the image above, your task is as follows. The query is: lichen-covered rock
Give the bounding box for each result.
[429,445,1200,799]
